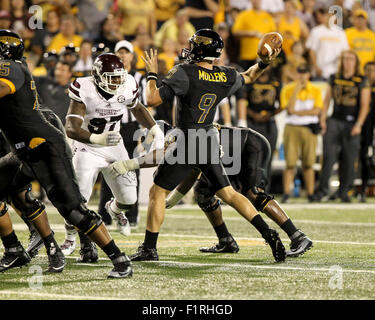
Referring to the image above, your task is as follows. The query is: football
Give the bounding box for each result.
[257,32,283,60]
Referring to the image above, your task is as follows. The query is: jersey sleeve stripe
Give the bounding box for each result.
[69,85,80,97]
[72,80,81,89]
[0,78,16,94]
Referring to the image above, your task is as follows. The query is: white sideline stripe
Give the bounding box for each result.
[150,260,375,275]
[0,290,126,300]
[9,224,375,246]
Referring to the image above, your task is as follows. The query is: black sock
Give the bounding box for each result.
[102,240,122,260]
[214,223,230,239]
[78,231,91,247]
[280,219,299,238]
[43,232,61,254]
[144,230,159,249]
[250,214,270,235]
[1,231,20,248]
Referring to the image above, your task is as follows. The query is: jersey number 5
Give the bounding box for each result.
[198,93,217,123]
[88,115,123,134]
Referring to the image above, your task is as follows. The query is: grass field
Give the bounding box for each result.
[0,199,375,300]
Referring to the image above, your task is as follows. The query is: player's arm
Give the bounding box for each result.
[0,61,25,98]
[130,101,157,129]
[351,85,371,136]
[240,48,281,85]
[65,100,121,146]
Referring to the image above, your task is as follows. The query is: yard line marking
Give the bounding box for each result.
[0,290,127,300]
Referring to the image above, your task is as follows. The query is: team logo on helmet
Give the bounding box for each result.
[117,95,125,103]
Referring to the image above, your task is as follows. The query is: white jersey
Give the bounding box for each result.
[68,75,139,138]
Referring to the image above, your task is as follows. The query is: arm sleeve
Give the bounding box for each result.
[160,65,190,97]
[0,61,25,93]
[126,79,139,109]
[227,70,245,97]
[68,79,83,102]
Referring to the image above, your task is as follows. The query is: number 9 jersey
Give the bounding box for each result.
[68,74,139,142]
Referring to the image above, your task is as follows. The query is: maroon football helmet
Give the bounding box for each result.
[92,53,127,95]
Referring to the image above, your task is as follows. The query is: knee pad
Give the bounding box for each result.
[11,188,46,222]
[250,187,274,212]
[64,203,102,235]
[0,202,8,217]
[195,193,221,213]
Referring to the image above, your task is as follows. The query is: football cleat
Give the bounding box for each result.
[0,244,31,272]
[60,239,76,256]
[199,235,239,253]
[262,229,286,262]
[45,250,65,273]
[286,232,313,258]
[129,243,159,261]
[76,242,99,263]
[108,253,133,278]
[26,230,44,259]
[105,200,131,236]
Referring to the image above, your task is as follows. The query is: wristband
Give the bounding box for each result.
[147,72,158,82]
[258,61,270,69]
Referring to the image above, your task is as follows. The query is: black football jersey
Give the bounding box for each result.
[0,59,63,153]
[329,73,366,122]
[240,79,281,115]
[160,63,244,129]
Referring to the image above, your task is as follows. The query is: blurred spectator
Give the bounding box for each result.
[363,0,375,31]
[132,25,154,73]
[31,0,70,22]
[277,0,309,58]
[10,0,34,41]
[215,21,239,64]
[176,27,191,58]
[259,0,284,15]
[155,0,185,30]
[305,6,348,80]
[30,9,60,64]
[237,67,281,189]
[345,9,375,74]
[158,38,178,72]
[69,0,114,41]
[117,0,156,41]
[282,40,307,83]
[59,44,78,66]
[280,65,323,203]
[42,51,59,77]
[297,0,316,30]
[232,0,276,70]
[154,8,195,49]
[47,14,83,53]
[184,0,219,30]
[316,50,370,202]
[73,40,93,77]
[358,61,375,202]
[34,60,73,125]
[94,15,123,52]
[0,10,11,29]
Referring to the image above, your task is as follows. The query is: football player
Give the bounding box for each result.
[111,29,287,262]
[0,30,135,278]
[60,53,164,262]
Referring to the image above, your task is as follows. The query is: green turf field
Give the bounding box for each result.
[0,201,374,300]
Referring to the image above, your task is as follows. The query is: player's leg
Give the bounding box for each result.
[25,141,132,278]
[0,202,31,272]
[194,177,239,253]
[246,187,313,258]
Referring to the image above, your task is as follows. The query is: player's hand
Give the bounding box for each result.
[142,48,158,74]
[145,124,165,149]
[109,159,140,178]
[89,131,121,146]
[260,47,281,64]
[351,124,362,136]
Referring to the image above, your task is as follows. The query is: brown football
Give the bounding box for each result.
[257,32,283,59]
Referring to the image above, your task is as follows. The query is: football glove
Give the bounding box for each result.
[109,158,140,178]
[145,124,164,149]
[89,131,121,146]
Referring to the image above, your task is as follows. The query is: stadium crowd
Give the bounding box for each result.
[1,0,375,209]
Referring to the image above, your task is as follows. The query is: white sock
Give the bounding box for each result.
[110,200,123,215]
[65,221,76,241]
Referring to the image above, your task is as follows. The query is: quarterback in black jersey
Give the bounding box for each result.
[0,30,133,278]
[111,29,286,262]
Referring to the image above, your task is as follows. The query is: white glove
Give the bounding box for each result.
[165,190,184,209]
[109,158,140,177]
[89,131,121,146]
[145,124,164,149]
[237,119,247,128]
